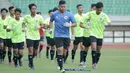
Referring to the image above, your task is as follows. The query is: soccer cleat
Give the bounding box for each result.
[61,69,65,73]
[57,66,60,70]
[15,65,18,68]
[82,62,86,68]
[28,64,35,70]
[79,62,83,66]
[19,60,22,66]
[92,63,97,69]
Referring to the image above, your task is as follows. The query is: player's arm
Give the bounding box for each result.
[6,20,14,32]
[80,15,90,29]
[104,15,111,26]
[39,15,47,29]
[70,14,77,27]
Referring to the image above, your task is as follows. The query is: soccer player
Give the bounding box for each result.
[78,4,97,67]
[23,3,44,69]
[7,8,25,67]
[36,12,45,58]
[80,2,111,69]
[0,8,8,63]
[49,1,76,73]
[3,6,15,65]
[71,4,84,65]
[44,10,56,61]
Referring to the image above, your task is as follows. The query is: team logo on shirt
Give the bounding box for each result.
[100,17,103,20]
[64,16,68,19]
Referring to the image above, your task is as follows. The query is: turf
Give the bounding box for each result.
[0,49,130,73]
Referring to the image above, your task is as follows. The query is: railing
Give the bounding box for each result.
[104,30,130,43]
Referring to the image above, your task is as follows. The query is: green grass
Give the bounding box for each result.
[0,49,130,73]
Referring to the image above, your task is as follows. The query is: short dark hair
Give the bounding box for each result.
[96,2,103,8]
[8,6,14,11]
[59,0,66,5]
[28,3,37,9]
[53,7,58,12]
[77,4,82,9]
[36,12,41,14]
[15,8,22,13]
[91,4,96,8]
[48,10,53,14]
[1,8,8,12]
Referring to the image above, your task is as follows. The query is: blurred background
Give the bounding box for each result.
[0,0,130,44]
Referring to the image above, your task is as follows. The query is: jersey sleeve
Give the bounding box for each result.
[86,12,91,20]
[7,19,13,29]
[23,16,27,25]
[39,15,44,25]
[50,13,55,22]
[70,13,76,23]
[104,15,111,24]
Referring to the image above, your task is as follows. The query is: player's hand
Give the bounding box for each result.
[103,22,108,26]
[85,26,90,30]
[42,28,46,32]
[71,35,75,41]
[49,28,52,34]
[64,22,71,27]
[35,25,40,29]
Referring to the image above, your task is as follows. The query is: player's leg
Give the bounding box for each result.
[0,38,4,63]
[26,39,35,69]
[71,37,79,63]
[82,37,91,67]
[18,42,24,66]
[46,37,50,59]
[90,36,97,69]
[2,39,7,61]
[96,39,103,64]
[50,39,55,61]
[63,38,70,64]
[33,40,39,58]
[7,39,13,65]
[13,43,18,67]
[54,38,64,71]
[39,36,44,58]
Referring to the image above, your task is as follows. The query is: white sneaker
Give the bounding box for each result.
[82,62,86,68]
[92,63,98,69]
[61,69,65,73]
[79,62,83,66]
[57,66,60,70]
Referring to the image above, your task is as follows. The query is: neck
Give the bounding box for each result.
[96,11,100,15]
[60,10,65,14]
[10,14,14,18]
[2,16,6,20]
[78,12,82,16]
[31,13,36,17]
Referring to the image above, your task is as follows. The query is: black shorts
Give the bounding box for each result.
[40,36,44,41]
[26,39,39,49]
[0,38,4,43]
[13,42,24,49]
[73,37,83,45]
[46,37,55,46]
[54,37,70,49]
[4,39,13,47]
[90,36,103,46]
[83,37,91,47]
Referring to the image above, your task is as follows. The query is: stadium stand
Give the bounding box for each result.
[3,0,130,43]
